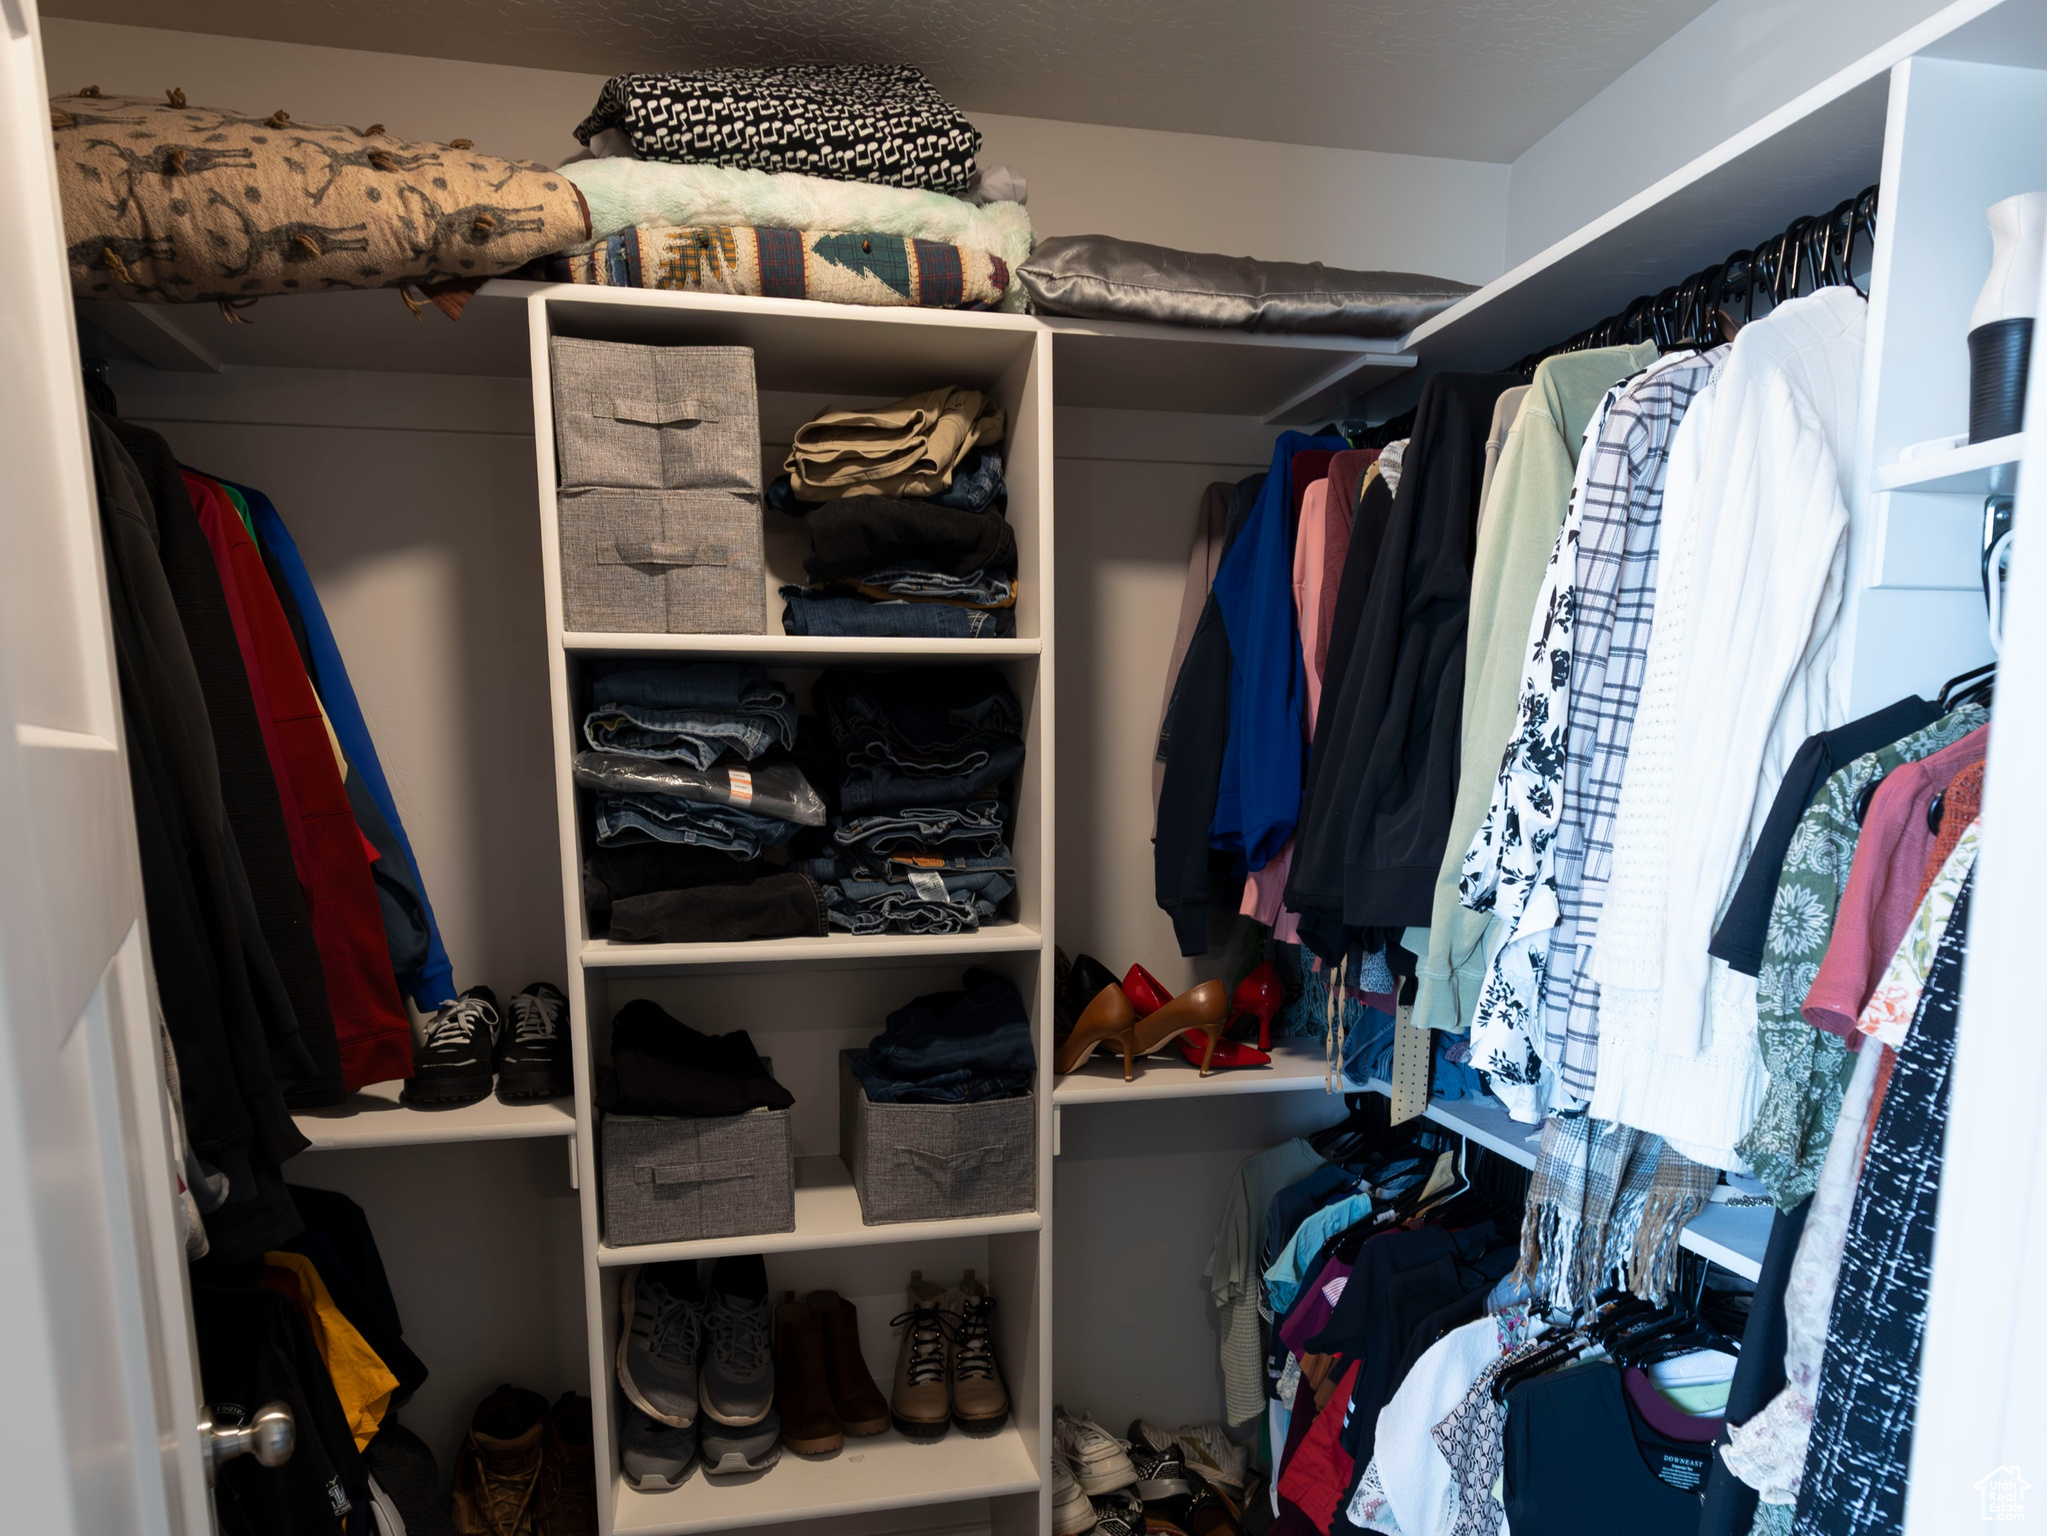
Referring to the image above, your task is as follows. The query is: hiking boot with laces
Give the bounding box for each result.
[699,1255,775,1428]
[616,1263,703,1428]
[450,1383,546,1536]
[892,1271,951,1439]
[949,1269,1008,1436]
[1054,1452,1099,1535]
[404,986,500,1107]
[497,982,571,1104]
[1057,1406,1136,1493]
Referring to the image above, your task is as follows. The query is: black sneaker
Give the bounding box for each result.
[402,986,500,1107]
[1130,1439,1194,1503]
[1090,1488,1146,1536]
[497,983,571,1103]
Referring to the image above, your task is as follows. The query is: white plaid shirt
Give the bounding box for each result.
[1541,347,1727,1098]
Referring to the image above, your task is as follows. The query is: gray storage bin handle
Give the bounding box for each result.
[601,541,731,569]
[893,1143,1008,1193]
[601,395,716,426]
[637,1159,749,1187]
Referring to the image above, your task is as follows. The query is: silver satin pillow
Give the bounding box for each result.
[1017,233,1474,337]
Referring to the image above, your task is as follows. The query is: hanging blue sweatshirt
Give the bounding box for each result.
[1210,430,1348,870]
[240,487,460,1011]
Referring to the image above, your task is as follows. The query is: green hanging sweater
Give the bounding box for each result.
[1408,342,1659,1036]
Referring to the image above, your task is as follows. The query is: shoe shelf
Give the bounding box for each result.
[595,1155,1041,1266]
[562,633,1042,665]
[1052,1041,1341,1105]
[609,1421,1040,1536]
[290,1080,576,1151]
[580,923,1047,973]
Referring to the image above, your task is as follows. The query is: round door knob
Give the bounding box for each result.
[200,1400,296,1475]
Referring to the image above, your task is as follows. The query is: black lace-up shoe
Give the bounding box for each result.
[402,986,500,1107]
[497,982,571,1103]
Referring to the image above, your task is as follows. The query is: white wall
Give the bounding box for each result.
[1504,0,1957,264]
[40,18,1509,284]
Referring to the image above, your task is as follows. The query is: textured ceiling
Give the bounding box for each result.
[43,0,1720,163]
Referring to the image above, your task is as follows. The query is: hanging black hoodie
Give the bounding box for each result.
[1286,371,1517,949]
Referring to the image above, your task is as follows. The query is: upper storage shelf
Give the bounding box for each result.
[77,279,1414,423]
[1387,0,2047,388]
[1396,74,1889,380]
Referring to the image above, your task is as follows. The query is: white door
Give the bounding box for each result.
[0,3,215,1532]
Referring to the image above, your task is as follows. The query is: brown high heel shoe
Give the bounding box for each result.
[1130,980,1231,1074]
[1053,953,1138,1077]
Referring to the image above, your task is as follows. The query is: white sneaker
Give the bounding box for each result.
[1053,1453,1099,1535]
[1055,1406,1137,1494]
[1133,1418,1248,1491]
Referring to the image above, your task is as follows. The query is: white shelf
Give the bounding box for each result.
[1038,314,1414,423]
[1678,1198,1773,1283]
[610,1420,1039,1535]
[1873,433,2023,492]
[1354,1078,1770,1279]
[79,277,1418,422]
[1054,1041,1341,1104]
[291,1080,575,1150]
[564,633,1040,664]
[1396,72,1889,378]
[596,1154,1040,1265]
[582,923,1045,972]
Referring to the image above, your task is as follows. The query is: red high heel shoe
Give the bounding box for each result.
[1177,1034,1272,1070]
[1122,963,1174,1017]
[1226,962,1283,1051]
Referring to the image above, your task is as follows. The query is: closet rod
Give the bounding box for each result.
[1510,183,1880,374]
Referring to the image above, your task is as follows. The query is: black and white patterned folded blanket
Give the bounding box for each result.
[574,65,981,192]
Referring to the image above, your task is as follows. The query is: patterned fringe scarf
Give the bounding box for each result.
[1514,1114,1716,1315]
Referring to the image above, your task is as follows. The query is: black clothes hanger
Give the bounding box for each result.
[1937,661,1996,714]
[1508,185,1878,374]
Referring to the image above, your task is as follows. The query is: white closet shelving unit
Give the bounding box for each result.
[70,0,2047,1526]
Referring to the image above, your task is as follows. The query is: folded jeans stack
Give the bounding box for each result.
[580,663,830,943]
[850,968,1036,1104]
[801,669,1025,933]
[773,389,1017,639]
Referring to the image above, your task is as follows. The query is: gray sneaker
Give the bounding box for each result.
[618,1404,696,1491]
[700,1410,783,1476]
[616,1263,703,1428]
[699,1265,775,1428]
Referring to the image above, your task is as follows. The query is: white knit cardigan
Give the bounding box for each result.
[1590,287,1864,1163]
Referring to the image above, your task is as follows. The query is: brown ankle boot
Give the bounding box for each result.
[773,1292,844,1455]
[534,1392,597,1536]
[806,1290,890,1436]
[451,1385,547,1536]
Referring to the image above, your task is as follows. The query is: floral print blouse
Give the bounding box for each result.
[1856,821,1978,1049]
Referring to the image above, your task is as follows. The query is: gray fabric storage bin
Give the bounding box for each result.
[558,486,765,633]
[839,1051,1034,1225]
[550,336,762,493]
[601,1105,794,1246]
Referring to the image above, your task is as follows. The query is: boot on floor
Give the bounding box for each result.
[451,1384,547,1536]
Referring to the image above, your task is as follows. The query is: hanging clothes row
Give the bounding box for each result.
[1151,185,1986,1536]
[85,403,457,1258]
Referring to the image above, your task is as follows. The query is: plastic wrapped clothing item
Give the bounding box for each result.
[574,752,826,826]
